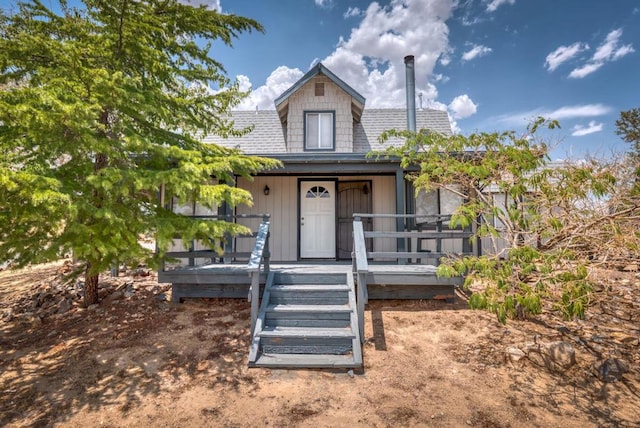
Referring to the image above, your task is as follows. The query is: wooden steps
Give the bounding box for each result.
[251,353,358,368]
[248,272,362,369]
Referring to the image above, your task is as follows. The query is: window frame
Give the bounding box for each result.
[304,110,335,151]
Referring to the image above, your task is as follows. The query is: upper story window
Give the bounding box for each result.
[315,82,324,96]
[305,111,334,150]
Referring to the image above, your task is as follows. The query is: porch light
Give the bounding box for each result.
[263,185,270,196]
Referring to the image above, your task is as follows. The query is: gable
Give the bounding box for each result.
[274,63,365,123]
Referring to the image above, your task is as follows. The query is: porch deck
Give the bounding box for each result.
[159,261,462,302]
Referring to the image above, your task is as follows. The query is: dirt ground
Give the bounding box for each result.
[0,260,639,427]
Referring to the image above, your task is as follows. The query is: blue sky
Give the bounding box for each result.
[205,0,639,160]
[4,0,637,159]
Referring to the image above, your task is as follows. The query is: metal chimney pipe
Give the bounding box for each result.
[404,55,417,133]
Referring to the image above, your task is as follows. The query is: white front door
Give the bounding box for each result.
[300,181,336,258]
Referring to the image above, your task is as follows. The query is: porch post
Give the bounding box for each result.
[395,167,406,257]
[221,177,235,263]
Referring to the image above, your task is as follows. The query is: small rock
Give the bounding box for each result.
[622,264,638,272]
[103,290,124,304]
[505,346,526,363]
[526,341,576,373]
[57,298,72,314]
[30,314,42,328]
[116,282,130,292]
[132,268,151,277]
[593,358,629,382]
[87,304,99,311]
[347,369,354,378]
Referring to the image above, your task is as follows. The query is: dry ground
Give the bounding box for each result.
[0,260,639,427]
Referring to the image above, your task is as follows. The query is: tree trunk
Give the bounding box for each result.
[84,263,100,306]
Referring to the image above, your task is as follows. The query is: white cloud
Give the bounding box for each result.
[486,0,515,13]
[568,62,603,79]
[546,104,612,120]
[439,46,454,66]
[237,0,457,110]
[544,42,589,71]
[178,0,221,11]
[568,28,634,79]
[461,44,492,61]
[448,94,477,119]
[592,29,623,62]
[613,44,635,60]
[432,73,449,83]
[461,16,483,26]
[236,75,252,92]
[344,7,362,18]
[315,0,334,9]
[236,66,304,110]
[495,104,612,126]
[571,121,603,137]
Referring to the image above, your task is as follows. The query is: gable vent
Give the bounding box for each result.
[315,82,324,96]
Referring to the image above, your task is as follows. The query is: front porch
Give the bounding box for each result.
[158,213,473,369]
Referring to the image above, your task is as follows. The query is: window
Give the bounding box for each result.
[315,82,324,96]
[306,186,330,198]
[305,111,334,150]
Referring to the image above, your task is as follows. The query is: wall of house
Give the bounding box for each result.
[166,197,218,267]
[235,175,396,262]
[414,188,466,254]
[285,75,354,153]
[235,176,298,261]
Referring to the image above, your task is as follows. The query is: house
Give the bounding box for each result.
[160,57,475,369]
[172,58,467,263]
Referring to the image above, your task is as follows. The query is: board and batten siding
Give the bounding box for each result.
[235,176,298,261]
[369,175,397,256]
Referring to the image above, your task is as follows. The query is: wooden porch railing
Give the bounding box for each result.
[248,221,270,335]
[352,220,368,343]
[159,213,271,271]
[351,213,475,343]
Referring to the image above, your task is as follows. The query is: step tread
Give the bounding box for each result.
[250,353,359,368]
[258,326,355,339]
[270,284,350,292]
[266,304,352,313]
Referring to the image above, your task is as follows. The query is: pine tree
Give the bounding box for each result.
[0,0,278,305]
[616,108,640,156]
[615,108,640,194]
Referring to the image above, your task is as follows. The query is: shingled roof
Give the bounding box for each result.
[203,108,452,155]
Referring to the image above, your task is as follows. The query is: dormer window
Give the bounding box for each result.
[305,111,334,150]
